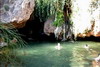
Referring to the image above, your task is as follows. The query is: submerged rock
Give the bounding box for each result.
[0,0,35,28]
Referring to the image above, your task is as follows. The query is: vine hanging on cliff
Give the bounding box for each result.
[35,0,67,22]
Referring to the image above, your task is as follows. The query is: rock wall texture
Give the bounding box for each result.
[0,0,35,28]
[44,16,56,36]
[71,0,100,37]
[0,0,100,38]
[44,0,100,38]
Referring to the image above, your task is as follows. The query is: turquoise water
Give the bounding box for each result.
[13,41,100,67]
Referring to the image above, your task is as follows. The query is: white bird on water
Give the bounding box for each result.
[55,43,62,50]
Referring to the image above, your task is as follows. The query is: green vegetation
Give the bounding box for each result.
[35,0,73,40]
[4,4,9,11]
[35,0,71,26]
[53,11,64,27]
[0,23,26,66]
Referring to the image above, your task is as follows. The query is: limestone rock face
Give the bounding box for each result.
[71,0,100,37]
[0,0,35,28]
[44,0,100,38]
[44,16,56,36]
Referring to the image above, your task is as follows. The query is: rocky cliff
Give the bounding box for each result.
[44,0,100,39]
[0,0,100,38]
[0,0,35,28]
[71,0,100,37]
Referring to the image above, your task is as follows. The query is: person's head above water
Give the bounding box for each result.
[58,43,60,46]
[86,44,88,46]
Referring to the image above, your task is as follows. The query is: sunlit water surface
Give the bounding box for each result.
[12,41,100,67]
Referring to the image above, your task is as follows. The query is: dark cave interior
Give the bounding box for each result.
[17,18,100,42]
[17,18,56,42]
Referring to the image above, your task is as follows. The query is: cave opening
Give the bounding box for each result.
[0,0,100,67]
[17,14,56,42]
[17,0,100,42]
[17,17,100,42]
[17,12,100,42]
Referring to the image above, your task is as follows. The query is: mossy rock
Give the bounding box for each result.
[4,4,9,11]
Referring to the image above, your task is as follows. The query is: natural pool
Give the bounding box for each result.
[9,41,100,67]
